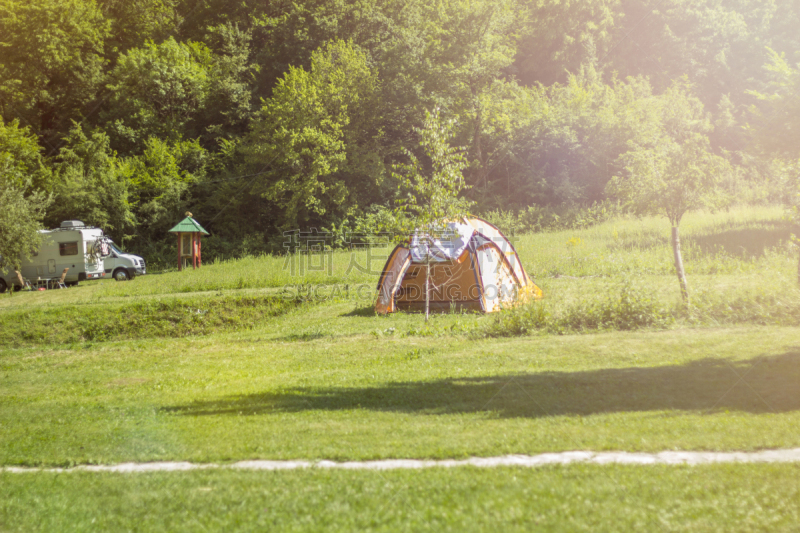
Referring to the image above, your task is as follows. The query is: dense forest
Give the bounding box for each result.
[1,0,799,264]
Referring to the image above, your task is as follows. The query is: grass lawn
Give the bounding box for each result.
[2,465,800,532]
[2,205,800,530]
[2,323,800,465]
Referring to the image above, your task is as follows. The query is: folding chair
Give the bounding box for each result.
[52,268,69,289]
[14,271,32,291]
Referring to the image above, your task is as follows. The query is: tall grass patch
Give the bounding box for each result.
[476,280,800,338]
[476,279,671,337]
[685,288,800,327]
[0,295,305,346]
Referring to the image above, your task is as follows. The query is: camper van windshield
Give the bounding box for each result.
[110,242,124,256]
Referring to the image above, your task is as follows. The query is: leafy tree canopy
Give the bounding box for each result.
[0,0,108,147]
[1,0,798,265]
[242,39,378,230]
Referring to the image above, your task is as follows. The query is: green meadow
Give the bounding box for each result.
[3,205,800,530]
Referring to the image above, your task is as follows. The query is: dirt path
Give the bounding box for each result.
[5,449,800,473]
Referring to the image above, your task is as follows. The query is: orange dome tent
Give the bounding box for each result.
[375,216,542,314]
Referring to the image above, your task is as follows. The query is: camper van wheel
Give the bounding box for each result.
[0,279,6,293]
[113,268,129,281]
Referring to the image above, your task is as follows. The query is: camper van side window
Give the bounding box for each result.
[59,242,79,256]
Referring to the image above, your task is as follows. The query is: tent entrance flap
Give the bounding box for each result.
[396,250,480,307]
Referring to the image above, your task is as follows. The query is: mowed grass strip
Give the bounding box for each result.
[2,325,800,465]
[2,464,800,532]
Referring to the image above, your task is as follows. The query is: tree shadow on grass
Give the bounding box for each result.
[691,224,792,259]
[341,305,377,317]
[273,332,328,342]
[164,350,800,418]
[606,220,792,259]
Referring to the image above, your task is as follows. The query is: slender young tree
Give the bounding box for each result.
[390,109,475,321]
[607,81,729,306]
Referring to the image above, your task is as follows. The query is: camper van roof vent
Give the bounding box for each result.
[60,220,86,229]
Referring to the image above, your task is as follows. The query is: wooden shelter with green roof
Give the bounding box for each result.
[168,212,209,271]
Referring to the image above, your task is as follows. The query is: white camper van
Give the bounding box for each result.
[100,241,146,281]
[0,221,108,292]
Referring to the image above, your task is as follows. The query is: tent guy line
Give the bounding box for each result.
[6,449,800,473]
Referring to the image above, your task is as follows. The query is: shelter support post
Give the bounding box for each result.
[177,234,182,272]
